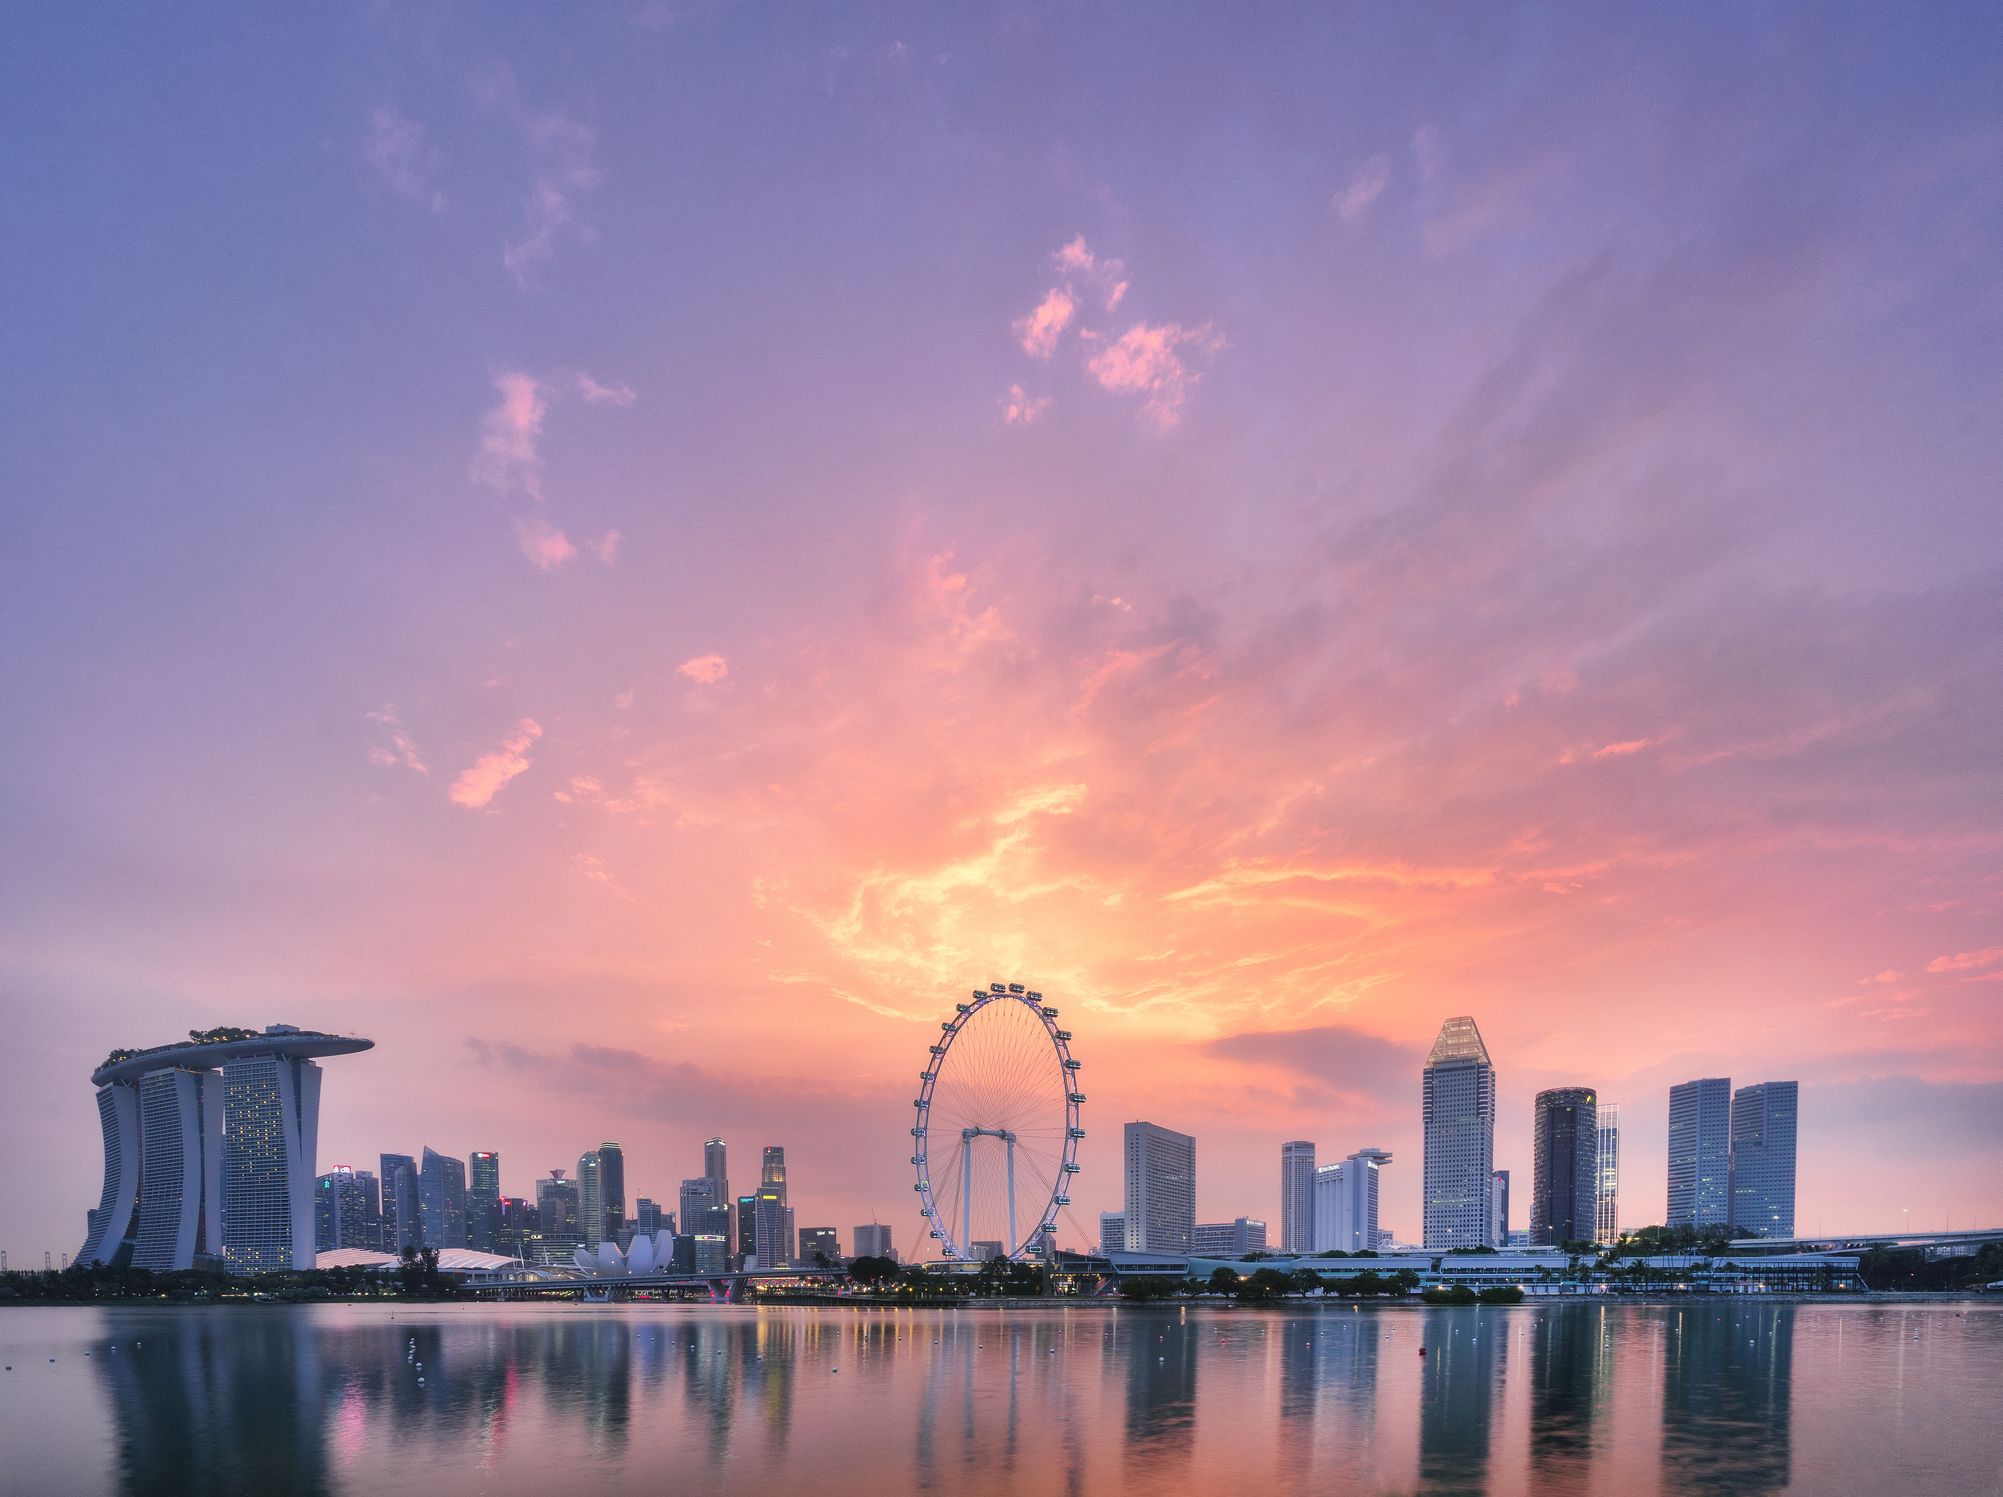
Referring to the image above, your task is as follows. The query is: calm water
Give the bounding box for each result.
[0,1301,1997,1495]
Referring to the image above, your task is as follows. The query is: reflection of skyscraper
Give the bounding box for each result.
[1418,1311,1505,1493]
[1531,1302,1604,1473]
[1667,1079,1732,1230]
[380,1153,417,1253]
[1123,1122,1195,1252]
[1662,1305,1795,1493]
[467,1151,500,1252]
[1729,1082,1798,1238]
[598,1141,626,1243]
[1531,1088,1598,1246]
[578,1150,603,1248]
[418,1147,466,1251]
[1281,1141,1316,1254]
[1423,1017,1496,1249]
[1595,1104,1621,1243]
[1123,1310,1199,1479]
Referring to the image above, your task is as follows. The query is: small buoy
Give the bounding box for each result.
[1418,1347,1427,1357]
[831,1367,839,1374]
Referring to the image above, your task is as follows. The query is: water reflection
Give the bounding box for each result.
[40,1299,1987,1496]
[1661,1303,1794,1495]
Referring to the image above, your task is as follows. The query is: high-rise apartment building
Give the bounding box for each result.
[577,1151,603,1249]
[1730,1081,1799,1238]
[1280,1141,1316,1254]
[1099,1211,1126,1255]
[1530,1088,1598,1246]
[1122,1122,1195,1252]
[1595,1103,1621,1243]
[380,1153,418,1254]
[1422,1016,1496,1250]
[853,1222,895,1261]
[799,1227,839,1264]
[1491,1169,1510,1245]
[417,1147,466,1252]
[1314,1147,1393,1252]
[1190,1218,1267,1256]
[598,1141,626,1243]
[468,1151,501,1253]
[1667,1078,1733,1230]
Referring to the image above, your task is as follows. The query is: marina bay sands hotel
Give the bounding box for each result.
[78,1025,373,1273]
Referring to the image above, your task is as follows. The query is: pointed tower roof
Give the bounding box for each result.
[1426,1015,1492,1068]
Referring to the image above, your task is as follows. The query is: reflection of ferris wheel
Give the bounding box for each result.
[911,982,1083,1262]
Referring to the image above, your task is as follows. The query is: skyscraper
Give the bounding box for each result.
[753,1186,792,1268]
[219,1050,326,1273]
[635,1198,665,1236]
[761,1145,788,1202]
[1491,1168,1511,1244]
[1730,1081,1799,1238]
[380,1152,418,1254]
[680,1176,725,1237]
[536,1170,581,1255]
[1280,1141,1316,1254]
[704,1137,729,1199]
[577,1150,603,1249]
[468,1151,501,1253]
[799,1226,839,1264]
[1122,1121,1195,1252]
[1530,1088,1598,1246]
[1314,1147,1393,1252]
[853,1222,894,1261]
[1422,1016,1496,1250]
[1595,1103,1621,1243]
[417,1147,466,1251]
[79,1026,371,1272]
[1667,1078,1733,1230]
[314,1164,376,1251]
[496,1195,537,1260]
[598,1141,626,1243]
[735,1195,756,1261]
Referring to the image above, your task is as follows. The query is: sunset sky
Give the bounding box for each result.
[3,3,2001,1263]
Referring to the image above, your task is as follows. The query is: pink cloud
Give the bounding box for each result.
[575,373,636,405]
[1334,153,1392,224]
[591,530,621,564]
[472,372,547,498]
[1926,947,2003,974]
[1591,737,1656,759]
[1052,235,1128,309]
[365,706,427,774]
[515,515,576,569]
[448,718,543,810]
[1001,383,1050,426]
[1014,288,1076,360]
[1085,321,1224,427]
[679,654,729,685]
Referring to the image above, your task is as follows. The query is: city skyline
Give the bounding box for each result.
[6,4,2003,1262]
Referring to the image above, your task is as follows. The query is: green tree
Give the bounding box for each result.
[1206,1266,1241,1295]
[1118,1275,1179,1302]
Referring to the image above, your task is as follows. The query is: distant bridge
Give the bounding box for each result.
[1725,1227,2003,1257]
[466,1268,854,1303]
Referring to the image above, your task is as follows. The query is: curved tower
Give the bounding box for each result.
[80,1025,372,1272]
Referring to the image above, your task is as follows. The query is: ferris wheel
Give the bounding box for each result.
[911,982,1083,1262]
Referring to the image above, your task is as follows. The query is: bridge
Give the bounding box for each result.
[1724,1227,2003,1257]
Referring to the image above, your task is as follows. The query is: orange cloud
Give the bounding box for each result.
[1926,947,2003,974]
[448,718,543,810]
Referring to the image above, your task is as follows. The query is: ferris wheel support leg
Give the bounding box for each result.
[1007,1138,1017,1256]
[961,1145,972,1260]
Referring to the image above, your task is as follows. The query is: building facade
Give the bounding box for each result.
[853,1222,894,1261]
[798,1227,839,1264]
[467,1151,501,1253]
[1530,1087,1598,1246]
[417,1147,466,1252]
[576,1151,603,1249]
[1667,1078,1733,1230]
[314,1164,378,1251]
[536,1170,581,1254]
[1730,1081,1799,1237]
[1122,1122,1195,1253]
[1595,1102,1621,1243]
[1422,1016,1496,1250]
[133,1067,224,1271]
[1099,1211,1126,1256]
[1491,1169,1510,1245]
[597,1141,626,1244]
[1280,1141,1316,1254]
[1314,1147,1393,1252]
[219,1052,326,1273]
[1190,1218,1267,1256]
[380,1153,418,1254]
